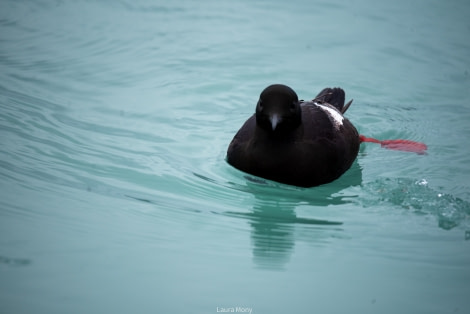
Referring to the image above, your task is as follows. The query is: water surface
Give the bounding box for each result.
[1,0,470,313]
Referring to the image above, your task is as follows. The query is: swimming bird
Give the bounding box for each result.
[227,84,360,187]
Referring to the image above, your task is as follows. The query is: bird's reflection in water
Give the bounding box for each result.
[129,159,362,270]
[225,161,363,270]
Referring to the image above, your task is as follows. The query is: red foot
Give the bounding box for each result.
[360,135,427,154]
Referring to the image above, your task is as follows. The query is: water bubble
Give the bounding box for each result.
[415,179,428,186]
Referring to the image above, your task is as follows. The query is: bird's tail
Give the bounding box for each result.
[313,87,353,114]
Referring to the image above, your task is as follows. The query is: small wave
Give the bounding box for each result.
[361,177,470,231]
[0,255,31,267]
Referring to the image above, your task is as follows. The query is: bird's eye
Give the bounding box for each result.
[290,102,297,110]
[258,99,263,109]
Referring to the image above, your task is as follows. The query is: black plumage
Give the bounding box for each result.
[226,84,360,187]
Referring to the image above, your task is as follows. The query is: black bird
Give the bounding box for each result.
[226,84,360,187]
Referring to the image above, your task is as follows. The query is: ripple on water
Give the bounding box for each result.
[0,255,31,267]
[360,177,470,232]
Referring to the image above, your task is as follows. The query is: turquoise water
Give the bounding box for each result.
[1,0,470,313]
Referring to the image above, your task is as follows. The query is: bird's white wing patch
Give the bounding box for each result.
[314,102,344,130]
